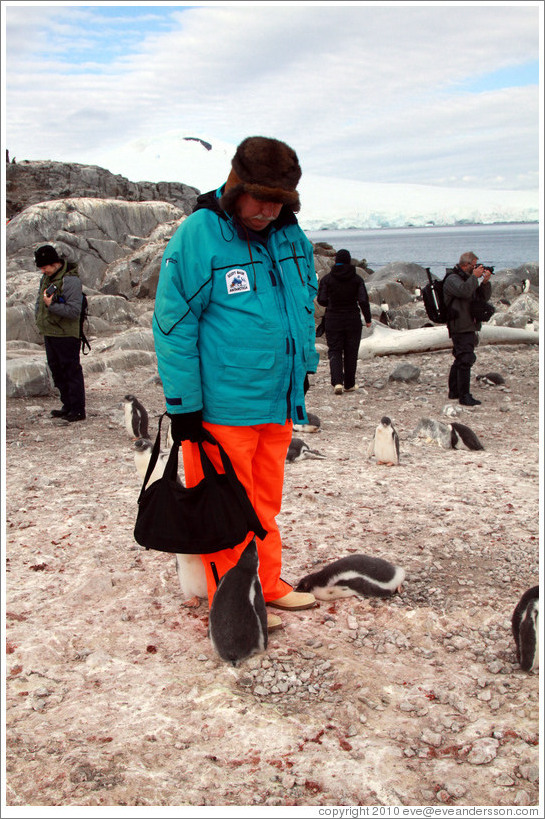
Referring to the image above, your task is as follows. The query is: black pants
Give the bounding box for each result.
[44,336,86,414]
[325,313,362,389]
[448,331,477,398]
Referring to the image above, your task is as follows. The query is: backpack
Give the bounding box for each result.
[80,292,91,355]
[421,268,450,324]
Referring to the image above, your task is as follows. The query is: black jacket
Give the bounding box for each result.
[443,265,492,335]
[317,263,372,324]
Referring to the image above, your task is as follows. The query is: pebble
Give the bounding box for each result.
[467,738,499,765]
[421,729,443,748]
[518,764,539,783]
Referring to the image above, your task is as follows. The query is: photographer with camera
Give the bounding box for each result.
[443,251,494,406]
[34,244,86,422]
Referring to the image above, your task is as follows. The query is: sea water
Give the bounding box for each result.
[305,223,540,278]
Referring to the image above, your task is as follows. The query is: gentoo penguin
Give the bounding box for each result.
[379,302,391,326]
[512,586,539,672]
[286,437,326,463]
[293,412,321,433]
[133,437,173,487]
[208,539,268,666]
[410,418,484,451]
[476,372,505,386]
[175,554,208,601]
[450,421,484,451]
[124,394,149,440]
[296,554,405,601]
[368,416,399,465]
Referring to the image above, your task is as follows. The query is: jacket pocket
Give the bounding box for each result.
[205,346,277,411]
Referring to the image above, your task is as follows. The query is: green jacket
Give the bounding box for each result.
[35,261,82,338]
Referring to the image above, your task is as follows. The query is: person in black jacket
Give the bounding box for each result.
[443,251,493,406]
[317,249,372,394]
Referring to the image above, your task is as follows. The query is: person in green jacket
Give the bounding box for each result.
[34,244,86,422]
[153,136,319,629]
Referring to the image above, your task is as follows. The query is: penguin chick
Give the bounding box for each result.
[124,394,149,439]
[293,412,321,433]
[208,540,268,666]
[286,437,326,463]
[512,586,539,672]
[476,372,505,386]
[450,422,484,451]
[368,416,399,465]
[296,554,405,601]
[410,418,483,451]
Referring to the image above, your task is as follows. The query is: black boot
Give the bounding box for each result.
[459,394,481,406]
[457,368,480,405]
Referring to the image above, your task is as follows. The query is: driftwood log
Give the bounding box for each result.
[358,322,539,360]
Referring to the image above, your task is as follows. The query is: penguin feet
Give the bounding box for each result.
[268,590,317,610]
[181,595,201,608]
[267,613,283,632]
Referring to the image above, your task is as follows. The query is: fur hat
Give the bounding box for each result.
[34,245,61,267]
[335,249,352,265]
[220,136,302,214]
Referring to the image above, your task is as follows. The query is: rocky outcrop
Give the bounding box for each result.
[4,176,539,399]
[6,160,199,219]
[6,197,185,294]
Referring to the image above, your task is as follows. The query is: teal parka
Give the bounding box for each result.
[152,188,319,427]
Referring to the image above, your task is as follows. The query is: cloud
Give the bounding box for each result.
[3,3,540,191]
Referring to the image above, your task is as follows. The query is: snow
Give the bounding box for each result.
[86,132,539,231]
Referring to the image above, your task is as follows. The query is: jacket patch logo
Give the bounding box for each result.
[226,268,250,294]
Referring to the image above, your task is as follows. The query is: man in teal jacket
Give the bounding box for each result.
[153,136,319,627]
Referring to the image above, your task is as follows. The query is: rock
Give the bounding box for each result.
[5,358,54,398]
[6,198,185,292]
[389,363,421,383]
[6,159,198,220]
[467,738,499,765]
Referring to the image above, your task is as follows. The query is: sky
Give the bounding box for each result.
[1,0,542,198]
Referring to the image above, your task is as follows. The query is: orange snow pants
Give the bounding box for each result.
[181,420,294,607]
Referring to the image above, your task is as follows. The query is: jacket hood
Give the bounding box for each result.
[330,262,357,281]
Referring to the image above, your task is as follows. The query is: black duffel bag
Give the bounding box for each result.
[134,416,267,554]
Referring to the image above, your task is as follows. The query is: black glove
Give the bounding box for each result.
[304,374,310,394]
[168,410,204,444]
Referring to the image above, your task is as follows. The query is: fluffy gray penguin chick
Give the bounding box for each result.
[296,554,405,601]
[208,540,268,666]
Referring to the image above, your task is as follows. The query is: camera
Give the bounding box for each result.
[480,265,494,275]
[45,284,57,296]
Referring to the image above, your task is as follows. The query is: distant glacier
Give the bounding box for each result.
[296,175,538,231]
[87,134,539,231]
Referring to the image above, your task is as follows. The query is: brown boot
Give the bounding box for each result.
[268,590,317,610]
[267,613,283,632]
